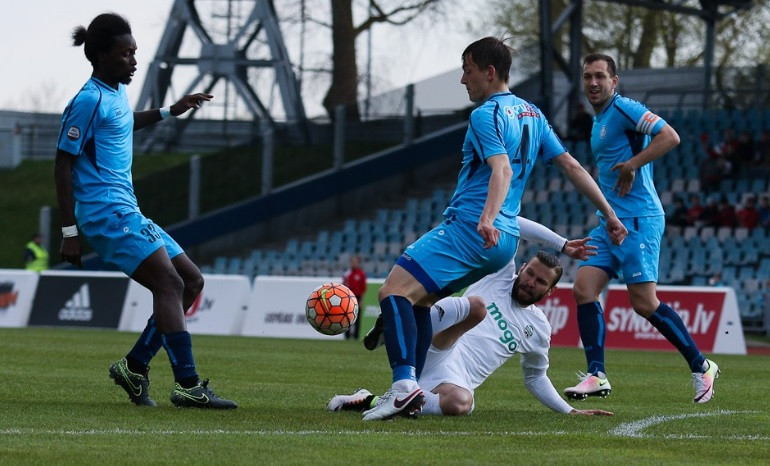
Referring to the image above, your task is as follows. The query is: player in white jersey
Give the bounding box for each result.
[329,246,612,417]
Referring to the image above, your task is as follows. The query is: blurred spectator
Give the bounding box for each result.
[737,196,760,229]
[715,195,737,228]
[756,280,770,333]
[568,103,593,142]
[24,232,49,272]
[714,127,739,161]
[758,196,770,228]
[687,194,705,227]
[755,130,770,170]
[734,130,755,176]
[699,131,720,158]
[699,196,719,227]
[698,132,725,193]
[666,196,689,227]
[708,272,723,287]
[342,254,367,340]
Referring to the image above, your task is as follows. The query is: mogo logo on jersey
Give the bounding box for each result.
[488,302,519,352]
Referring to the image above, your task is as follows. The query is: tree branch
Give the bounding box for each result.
[354,0,442,36]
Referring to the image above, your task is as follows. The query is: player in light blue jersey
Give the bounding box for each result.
[55,13,236,409]
[362,38,627,421]
[565,54,719,404]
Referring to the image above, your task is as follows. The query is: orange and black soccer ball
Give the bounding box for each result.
[305,282,359,335]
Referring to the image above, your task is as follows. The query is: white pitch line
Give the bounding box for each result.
[0,428,567,437]
[2,411,766,441]
[610,410,765,439]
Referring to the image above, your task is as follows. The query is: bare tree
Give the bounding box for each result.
[473,0,770,72]
[16,81,67,113]
[321,0,444,121]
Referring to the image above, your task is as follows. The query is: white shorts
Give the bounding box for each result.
[418,296,476,412]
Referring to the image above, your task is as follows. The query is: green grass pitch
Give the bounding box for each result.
[1,327,768,464]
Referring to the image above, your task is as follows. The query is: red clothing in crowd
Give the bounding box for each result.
[343,266,367,298]
[737,205,760,229]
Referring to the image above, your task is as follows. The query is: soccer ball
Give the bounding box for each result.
[306,282,359,335]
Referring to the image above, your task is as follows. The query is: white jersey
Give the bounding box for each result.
[420,259,551,390]
[418,257,573,414]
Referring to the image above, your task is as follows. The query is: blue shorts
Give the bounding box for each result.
[79,209,183,276]
[579,215,663,284]
[396,218,518,298]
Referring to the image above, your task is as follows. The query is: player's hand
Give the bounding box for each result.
[477,219,499,249]
[170,93,214,116]
[60,237,83,269]
[605,216,627,245]
[569,408,614,416]
[610,161,636,196]
[563,237,597,261]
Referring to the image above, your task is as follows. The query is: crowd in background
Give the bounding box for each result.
[698,128,770,193]
[666,193,770,229]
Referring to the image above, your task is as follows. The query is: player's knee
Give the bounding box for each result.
[440,390,473,416]
[631,299,657,317]
[186,271,204,297]
[572,281,596,304]
[156,268,185,295]
[466,296,487,326]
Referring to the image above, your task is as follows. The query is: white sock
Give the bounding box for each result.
[421,391,443,415]
[596,371,607,379]
[392,379,419,393]
[701,360,710,372]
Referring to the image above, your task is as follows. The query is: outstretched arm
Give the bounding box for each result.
[552,152,627,245]
[516,216,597,261]
[521,353,613,415]
[133,93,214,131]
[562,237,598,261]
[521,364,574,414]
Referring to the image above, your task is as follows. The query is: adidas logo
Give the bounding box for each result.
[58,283,94,321]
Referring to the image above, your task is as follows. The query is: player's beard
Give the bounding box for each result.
[511,277,545,307]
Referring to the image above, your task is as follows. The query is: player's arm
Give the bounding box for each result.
[54,149,82,269]
[517,216,566,250]
[520,352,573,414]
[611,123,680,196]
[516,217,597,261]
[133,93,214,131]
[520,353,613,416]
[478,153,513,249]
[552,152,627,245]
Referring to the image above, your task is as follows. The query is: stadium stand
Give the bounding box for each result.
[200,108,770,331]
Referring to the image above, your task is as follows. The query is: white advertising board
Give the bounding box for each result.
[0,269,39,327]
[119,274,251,336]
[241,275,346,340]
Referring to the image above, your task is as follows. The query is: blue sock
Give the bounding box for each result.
[413,306,432,379]
[647,303,706,372]
[577,302,606,375]
[379,295,417,383]
[127,317,163,371]
[161,331,199,385]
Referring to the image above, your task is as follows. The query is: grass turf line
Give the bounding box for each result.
[0,327,768,464]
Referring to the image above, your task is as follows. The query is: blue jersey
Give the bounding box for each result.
[445,92,565,235]
[57,77,137,222]
[591,93,666,218]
